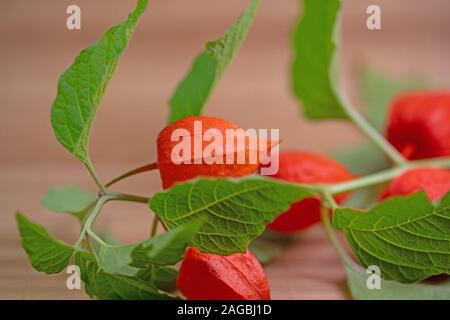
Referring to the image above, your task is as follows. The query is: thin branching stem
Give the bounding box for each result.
[150,217,159,238]
[84,160,107,193]
[339,95,407,166]
[322,156,450,195]
[105,162,158,188]
[74,195,111,249]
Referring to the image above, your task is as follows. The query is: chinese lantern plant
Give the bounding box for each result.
[15,0,450,301]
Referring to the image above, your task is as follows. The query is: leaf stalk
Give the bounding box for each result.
[339,95,406,166]
[316,156,450,195]
[105,162,158,188]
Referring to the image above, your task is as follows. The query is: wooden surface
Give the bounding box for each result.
[1,0,450,300]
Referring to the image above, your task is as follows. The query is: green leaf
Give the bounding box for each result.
[135,266,178,292]
[333,192,450,283]
[130,219,204,268]
[51,0,148,163]
[150,177,312,255]
[98,244,138,276]
[291,0,348,120]
[75,251,176,300]
[42,186,97,219]
[168,53,216,124]
[97,220,200,287]
[16,213,74,274]
[153,267,178,292]
[436,192,450,209]
[344,258,450,300]
[168,0,259,123]
[362,70,426,131]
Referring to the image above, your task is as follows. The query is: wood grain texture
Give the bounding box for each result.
[1,0,449,299]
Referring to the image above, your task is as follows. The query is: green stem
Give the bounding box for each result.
[339,96,406,166]
[107,192,150,204]
[321,193,356,266]
[78,200,98,222]
[87,236,99,259]
[84,160,106,193]
[323,191,338,210]
[87,229,110,248]
[150,217,159,238]
[105,162,158,188]
[322,156,450,195]
[75,196,110,249]
[328,165,405,194]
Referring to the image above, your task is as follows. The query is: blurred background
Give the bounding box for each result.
[1,0,449,299]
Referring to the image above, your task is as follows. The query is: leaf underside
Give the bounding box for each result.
[75,251,176,300]
[42,186,97,218]
[334,192,450,283]
[16,213,74,274]
[150,177,311,255]
[131,219,203,268]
